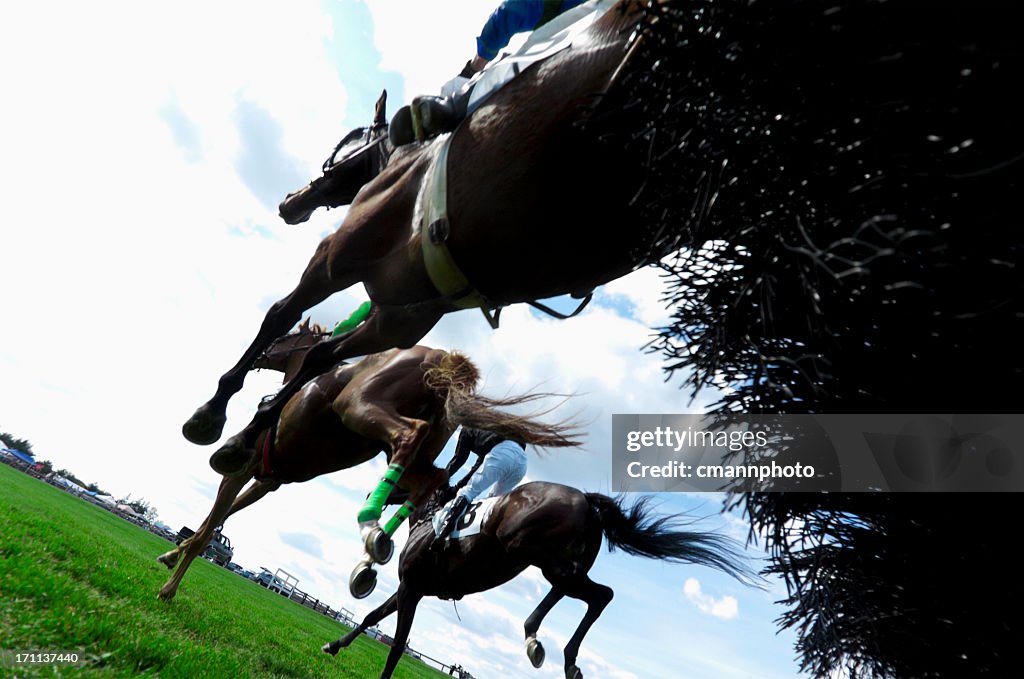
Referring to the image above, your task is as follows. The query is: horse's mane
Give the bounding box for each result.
[295,317,328,336]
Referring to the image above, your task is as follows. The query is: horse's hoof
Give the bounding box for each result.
[364,527,394,565]
[564,665,583,679]
[321,641,339,656]
[182,404,227,445]
[209,437,253,477]
[157,585,177,601]
[156,551,179,570]
[349,562,378,599]
[526,637,545,669]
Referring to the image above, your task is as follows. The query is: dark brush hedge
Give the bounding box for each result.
[585,1,1023,676]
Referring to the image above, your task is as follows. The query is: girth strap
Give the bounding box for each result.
[420,134,502,329]
[419,135,595,329]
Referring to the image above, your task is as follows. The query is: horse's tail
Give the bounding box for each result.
[423,351,580,448]
[586,493,761,585]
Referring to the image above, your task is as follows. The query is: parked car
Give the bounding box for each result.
[252,567,279,587]
[174,526,234,567]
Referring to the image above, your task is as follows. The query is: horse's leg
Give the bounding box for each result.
[546,572,614,679]
[345,407,434,563]
[157,471,252,600]
[379,585,422,679]
[182,241,361,445]
[322,592,399,656]
[223,479,281,521]
[523,586,566,669]
[209,305,443,476]
[156,479,276,571]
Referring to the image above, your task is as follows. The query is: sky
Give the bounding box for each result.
[0,2,802,677]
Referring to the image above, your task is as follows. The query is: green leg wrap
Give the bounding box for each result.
[357,463,405,524]
[332,301,373,337]
[383,501,417,536]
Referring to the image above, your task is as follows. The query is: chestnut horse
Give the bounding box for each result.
[181,0,653,465]
[324,482,757,679]
[158,336,576,600]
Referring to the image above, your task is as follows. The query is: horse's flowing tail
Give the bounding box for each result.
[586,493,761,585]
[424,352,580,448]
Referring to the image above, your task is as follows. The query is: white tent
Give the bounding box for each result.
[116,503,146,521]
[53,475,88,494]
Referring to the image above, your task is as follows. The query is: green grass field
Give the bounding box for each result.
[0,463,448,678]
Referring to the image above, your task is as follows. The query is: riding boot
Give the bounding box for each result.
[411,95,457,142]
[389,105,415,147]
[431,495,470,552]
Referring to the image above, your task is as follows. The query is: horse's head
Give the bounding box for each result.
[252,318,330,382]
[279,90,391,225]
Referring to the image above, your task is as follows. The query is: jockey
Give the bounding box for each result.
[393,0,589,146]
[431,427,528,552]
[467,0,590,75]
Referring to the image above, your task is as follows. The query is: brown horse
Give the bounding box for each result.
[158,340,577,601]
[324,482,757,679]
[181,1,655,463]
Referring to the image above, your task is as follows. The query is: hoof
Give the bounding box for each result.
[349,561,378,599]
[526,637,545,669]
[209,437,253,477]
[364,527,394,565]
[157,584,177,601]
[182,404,227,445]
[321,641,339,656]
[565,665,583,679]
[156,551,179,570]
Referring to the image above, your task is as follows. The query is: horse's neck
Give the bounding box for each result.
[282,353,306,383]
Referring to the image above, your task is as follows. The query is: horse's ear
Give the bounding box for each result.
[299,317,311,332]
[374,90,387,126]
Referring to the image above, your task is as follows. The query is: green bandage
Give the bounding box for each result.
[383,500,417,536]
[357,463,405,524]
[332,301,372,337]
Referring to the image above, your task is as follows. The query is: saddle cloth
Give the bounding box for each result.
[431,495,500,540]
[461,0,618,115]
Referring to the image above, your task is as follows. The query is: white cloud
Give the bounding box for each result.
[365,1,497,99]
[684,577,740,620]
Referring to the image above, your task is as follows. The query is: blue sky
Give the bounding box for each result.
[0,2,801,677]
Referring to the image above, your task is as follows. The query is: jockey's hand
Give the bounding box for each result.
[458,59,476,79]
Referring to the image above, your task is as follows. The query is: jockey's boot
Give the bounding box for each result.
[430,495,470,553]
[389,105,415,147]
[411,95,457,142]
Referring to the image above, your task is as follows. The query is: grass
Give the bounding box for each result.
[0,463,447,678]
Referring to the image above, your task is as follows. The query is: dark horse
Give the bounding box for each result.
[181,1,655,464]
[158,334,576,600]
[324,482,757,679]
